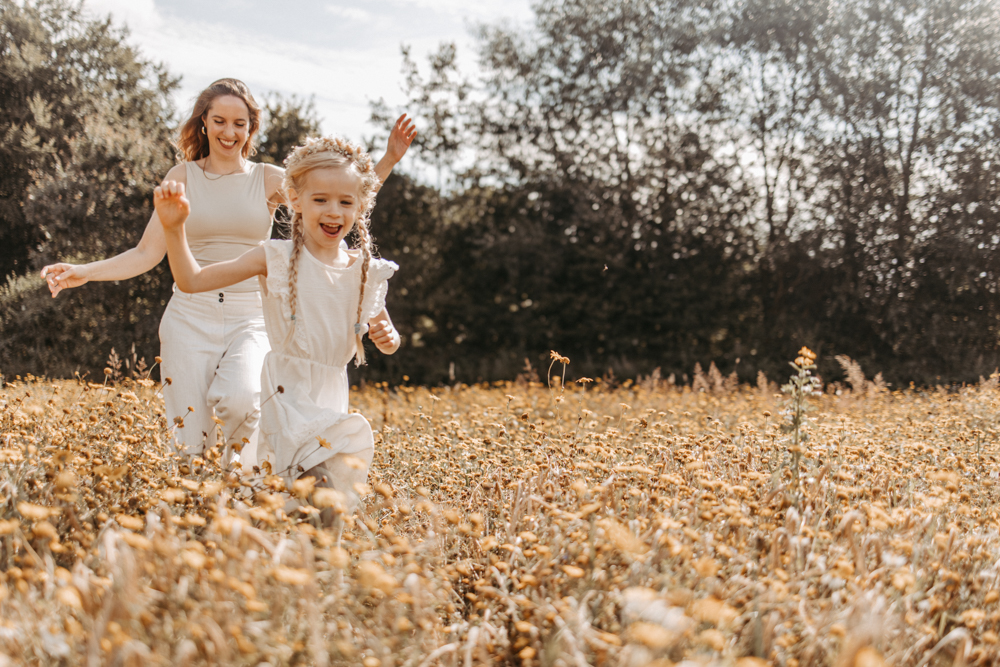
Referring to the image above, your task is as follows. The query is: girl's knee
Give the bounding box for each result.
[300,462,367,516]
[214,391,259,422]
[301,465,355,527]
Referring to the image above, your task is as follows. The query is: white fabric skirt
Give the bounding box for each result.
[256,351,374,487]
[158,287,270,460]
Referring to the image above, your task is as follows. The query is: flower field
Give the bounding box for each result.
[0,359,998,666]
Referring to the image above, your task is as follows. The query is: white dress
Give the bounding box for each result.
[252,239,396,488]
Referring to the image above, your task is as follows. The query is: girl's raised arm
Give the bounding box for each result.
[156,181,267,293]
[39,164,188,297]
[262,114,417,208]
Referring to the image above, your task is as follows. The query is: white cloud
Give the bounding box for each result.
[82,0,162,34]
[323,5,373,22]
[148,18,408,141]
[80,0,536,147]
[389,0,533,21]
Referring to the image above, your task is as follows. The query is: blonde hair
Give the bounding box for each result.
[282,136,380,365]
[175,78,261,162]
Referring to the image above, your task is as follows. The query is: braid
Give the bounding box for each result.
[288,210,305,328]
[281,135,381,358]
[353,220,373,366]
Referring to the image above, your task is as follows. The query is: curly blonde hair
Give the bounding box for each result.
[282,136,381,365]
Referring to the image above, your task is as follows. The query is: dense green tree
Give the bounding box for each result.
[371,1,758,382]
[0,0,178,378]
[0,0,177,277]
[256,93,322,167]
[366,0,1000,385]
[7,0,1000,385]
[730,0,1000,381]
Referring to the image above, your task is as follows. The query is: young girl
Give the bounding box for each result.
[154,136,400,514]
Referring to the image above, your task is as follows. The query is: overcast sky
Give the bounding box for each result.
[83,0,534,144]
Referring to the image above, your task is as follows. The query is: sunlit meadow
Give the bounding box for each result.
[0,351,998,666]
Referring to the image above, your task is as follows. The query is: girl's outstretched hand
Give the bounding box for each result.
[40,263,89,298]
[384,114,417,165]
[154,180,190,231]
[369,319,401,355]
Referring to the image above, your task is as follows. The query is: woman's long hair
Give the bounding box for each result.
[175,78,261,162]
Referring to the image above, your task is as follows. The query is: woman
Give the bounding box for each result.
[40,78,416,464]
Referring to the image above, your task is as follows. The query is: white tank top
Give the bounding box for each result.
[183,160,272,292]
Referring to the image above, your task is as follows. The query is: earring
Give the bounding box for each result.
[201,126,206,135]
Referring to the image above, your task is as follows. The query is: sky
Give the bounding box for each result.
[82,0,535,144]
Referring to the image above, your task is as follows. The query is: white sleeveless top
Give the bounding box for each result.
[258,239,397,365]
[183,160,272,292]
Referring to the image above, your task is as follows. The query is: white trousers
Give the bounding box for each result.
[158,287,270,459]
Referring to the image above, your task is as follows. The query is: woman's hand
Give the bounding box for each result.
[368,318,401,355]
[38,165,183,296]
[40,263,90,297]
[384,114,418,165]
[154,181,191,232]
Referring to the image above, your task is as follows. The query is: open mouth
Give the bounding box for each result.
[219,138,238,149]
[320,222,343,238]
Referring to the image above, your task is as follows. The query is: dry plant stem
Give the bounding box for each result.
[784,360,817,508]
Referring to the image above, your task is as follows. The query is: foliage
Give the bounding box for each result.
[726,0,1000,385]
[256,92,323,239]
[361,0,1000,385]
[7,0,1000,385]
[0,264,169,380]
[0,0,177,378]
[370,43,472,190]
[255,93,322,167]
[0,0,177,277]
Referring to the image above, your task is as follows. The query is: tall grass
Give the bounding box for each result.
[0,354,997,665]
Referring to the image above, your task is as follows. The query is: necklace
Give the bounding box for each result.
[201,155,247,181]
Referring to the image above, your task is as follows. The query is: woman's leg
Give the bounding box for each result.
[159,291,225,457]
[206,291,270,468]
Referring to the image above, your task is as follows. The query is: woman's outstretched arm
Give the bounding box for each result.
[40,164,187,297]
[156,180,266,293]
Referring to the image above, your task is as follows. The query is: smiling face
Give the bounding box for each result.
[202,95,250,161]
[289,165,364,261]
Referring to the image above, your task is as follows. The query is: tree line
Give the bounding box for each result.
[3,0,1000,386]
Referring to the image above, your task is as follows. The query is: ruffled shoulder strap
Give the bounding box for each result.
[261,239,294,298]
[360,258,398,322]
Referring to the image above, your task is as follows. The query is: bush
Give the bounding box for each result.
[0,262,170,379]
